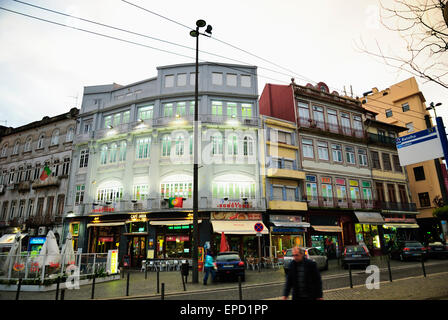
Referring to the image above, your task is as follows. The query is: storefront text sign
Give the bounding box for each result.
[384,218,417,223]
[91,207,115,213]
[216,200,252,209]
[107,249,118,275]
[211,212,262,220]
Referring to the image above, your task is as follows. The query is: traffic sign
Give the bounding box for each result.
[254,222,264,233]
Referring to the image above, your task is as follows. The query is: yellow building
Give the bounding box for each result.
[361,77,447,241]
[259,115,308,257]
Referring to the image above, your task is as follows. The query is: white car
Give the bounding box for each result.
[283,247,328,274]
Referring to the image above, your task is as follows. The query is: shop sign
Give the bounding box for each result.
[166,235,189,242]
[91,206,115,213]
[106,249,118,275]
[362,181,371,188]
[211,212,262,220]
[272,227,306,233]
[129,214,147,222]
[270,215,302,223]
[321,177,331,184]
[99,237,114,242]
[384,218,417,223]
[335,178,346,185]
[216,200,252,209]
[306,175,316,182]
[29,237,46,245]
[349,180,359,187]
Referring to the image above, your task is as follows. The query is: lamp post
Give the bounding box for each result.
[190,19,212,284]
[426,102,442,119]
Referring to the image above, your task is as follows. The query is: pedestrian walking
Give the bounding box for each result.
[282,247,323,301]
[203,250,216,285]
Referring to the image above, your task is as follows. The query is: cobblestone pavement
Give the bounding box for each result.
[0,257,447,300]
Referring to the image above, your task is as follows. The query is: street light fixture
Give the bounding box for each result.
[190,19,212,284]
[426,102,443,118]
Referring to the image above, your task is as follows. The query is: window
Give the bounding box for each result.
[331,144,343,162]
[190,72,198,86]
[306,176,318,200]
[272,186,283,200]
[1,144,7,157]
[335,180,347,202]
[298,101,310,124]
[109,143,118,163]
[9,201,16,220]
[189,101,195,115]
[177,73,187,86]
[406,122,414,132]
[163,103,174,118]
[341,113,351,135]
[37,135,45,149]
[212,72,223,85]
[165,75,174,88]
[385,109,393,118]
[227,134,238,156]
[241,75,251,87]
[227,74,237,86]
[66,128,74,142]
[100,145,108,165]
[62,158,70,176]
[241,104,252,119]
[18,200,25,219]
[13,141,20,154]
[362,182,373,202]
[402,103,410,112]
[161,180,193,199]
[212,101,223,116]
[277,131,292,144]
[24,137,32,152]
[1,202,8,220]
[382,153,392,171]
[136,137,151,159]
[176,102,186,117]
[119,141,127,162]
[113,114,121,126]
[321,180,333,201]
[27,199,34,218]
[358,149,368,166]
[211,134,223,155]
[96,186,123,203]
[75,185,85,205]
[418,192,431,207]
[79,149,89,168]
[104,115,112,128]
[56,195,65,216]
[392,155,402,172]
[371,151,381,169]
[50,130,59,146]
[33,163,41,180]
[83,122,91,134]
[353,115,363,133]
[123,111,130,124]
[138,105,153,120]
[349,180,360,202]
[345,147,356,164]
[133,185,149,200]
[243,136,254,156]
[312,106,325,129]
[227,102,237,118]
[212,175,256,199]
[317,142,329,161]
[162,135,171,157]
[327,109,338,132]
[302,139,314,158]
[413,166,426,181]
[285,187,296,201]
[174,135,185,156]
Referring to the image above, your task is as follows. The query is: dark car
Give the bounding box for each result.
[215,251,245,282]
[341,245,371,269]
[390,241,427,261]
[426,242,448,259]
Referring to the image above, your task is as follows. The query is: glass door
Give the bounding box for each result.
[128,236,146,267]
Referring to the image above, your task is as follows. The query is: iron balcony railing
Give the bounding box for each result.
[298,117,365,139]
[367,133,397,146]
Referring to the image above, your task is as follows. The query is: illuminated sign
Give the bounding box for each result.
[29,237,46,245]
[107,249,118,274]
[91,207,115,213]
[129,214,148,222]
[216,200,252,209]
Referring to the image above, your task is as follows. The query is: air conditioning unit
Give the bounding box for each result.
[38,226,47,236]
[133,202,143,211]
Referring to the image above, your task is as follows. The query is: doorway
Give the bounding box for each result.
[127,236,146,268]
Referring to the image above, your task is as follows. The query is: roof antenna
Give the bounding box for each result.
[343,86,347,96]
[350,85,353,98]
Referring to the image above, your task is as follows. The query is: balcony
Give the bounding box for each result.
[18,181,31,193]
[266,168,305,180]
[31,177,60,190]
[298,118,365,139]
[202,114,259,126]
[367,133,397,146]
[307,196,375,210]
[375,201,418,213]
[268,197,308,211]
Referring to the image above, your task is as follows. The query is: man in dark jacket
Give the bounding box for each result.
[282,247,323,300]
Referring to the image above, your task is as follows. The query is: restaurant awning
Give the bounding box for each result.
[0,233,27,247]
[354,211,385,225]
[150,220,202,226]
[312,225,343,233]
[87,222,126,228]
[271,221,311,228]
[383,223,420,229]
[211,221,269,235]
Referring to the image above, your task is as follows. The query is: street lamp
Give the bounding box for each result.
[426,102,442,119]
[190,19,212,284]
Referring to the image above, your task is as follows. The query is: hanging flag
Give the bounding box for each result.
[39,166,52,181]
[168,197,183,208]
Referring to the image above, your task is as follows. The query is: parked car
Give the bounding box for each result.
[426,242,448,259]
[215,251,245,282]
[341,245,371,269]
[283,247,328,274]
[390,241,427,261]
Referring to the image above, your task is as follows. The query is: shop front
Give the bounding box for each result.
[354,211,385,256]
[87,218,124,254]
[124,214,149,268]
[382,216,420,245]
[268,214,309,258]
[308,214,348,259]
[210,212,268,259]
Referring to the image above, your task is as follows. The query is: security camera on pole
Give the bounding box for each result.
[189,19,212,284]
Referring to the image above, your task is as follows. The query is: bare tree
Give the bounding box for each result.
[357,0,448,89]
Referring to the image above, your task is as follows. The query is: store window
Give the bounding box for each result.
[306,175,318,200]
[355,224,381,250]
[335,178,347,202]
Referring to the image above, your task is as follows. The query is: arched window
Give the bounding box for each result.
[243,136,254,156]
[96,180,123,203]
[136,137,150,159]
[100,145,108,165]
[119,141,127,162]
[13,141,20,155]
[1,144,8,157]
[160,174,192,198]
[109,143,118,163]
[66,127,74,142]
[24,137,32,152]
[51,130,59,146]
[211,133,223,155]
[212,174,256,199]
[227,134,238,156]
[174,134,186,156]
[37,134,45,149]
[161,135,171,157]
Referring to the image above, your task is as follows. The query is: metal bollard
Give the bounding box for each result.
[181,273,186,291]
[15,278,22,301]
[387,258,393,282]
[55,276,61,301]
[421,256,426,278]
[126,272,130,296]
[145,265,148,280]
[161,283,165,300]
[156,270,160,294]
[348,264,353,288]
[238,275,243,300]
[91,274,96,300]
[60,289,65,301]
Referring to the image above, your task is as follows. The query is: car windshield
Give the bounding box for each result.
[216,254,240,262]
[404,242,422,247]
[285,249,293,257]
[345,246,365,253]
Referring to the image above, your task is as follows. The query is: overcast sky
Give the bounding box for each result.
[0,0,447,129]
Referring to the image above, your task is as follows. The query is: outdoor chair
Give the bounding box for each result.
[141,260,147,272]
[173,260,180,271]
[272,257,280,269]
[148,260,156,271]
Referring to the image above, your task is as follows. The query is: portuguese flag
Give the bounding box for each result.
[169,197,183,208]
[39,165,52,181]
